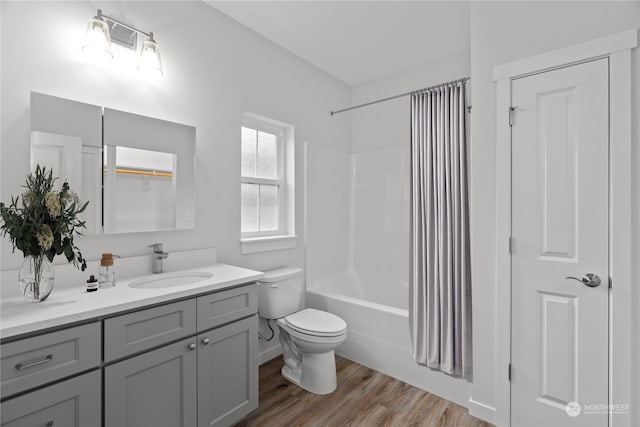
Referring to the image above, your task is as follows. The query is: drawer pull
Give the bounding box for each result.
[46,422,54,427]
[15,354,53,370]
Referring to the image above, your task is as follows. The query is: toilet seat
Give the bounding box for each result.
[283,308,347,337]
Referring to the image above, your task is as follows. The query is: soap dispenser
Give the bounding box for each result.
[98,253,116,287]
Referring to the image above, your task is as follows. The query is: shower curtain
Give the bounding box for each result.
[409,81,472,378]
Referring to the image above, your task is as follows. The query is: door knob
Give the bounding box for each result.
[565,273,601,288]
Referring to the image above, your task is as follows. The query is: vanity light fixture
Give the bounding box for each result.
[81,10,113,60]
[137,34,163,78]
[82,9,163,77]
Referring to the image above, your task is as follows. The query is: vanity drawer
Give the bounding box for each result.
[0,370,101,427]
[104,299,196,362]
[197,284,257,331]
[1,322,101,398]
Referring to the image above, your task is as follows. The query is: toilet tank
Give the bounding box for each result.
[257,267,304,319]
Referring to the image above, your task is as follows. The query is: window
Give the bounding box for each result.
[241,116,287,238]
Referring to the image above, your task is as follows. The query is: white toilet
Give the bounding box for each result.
[258,267,347,395]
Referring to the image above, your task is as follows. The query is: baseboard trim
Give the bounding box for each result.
[259,344,282,365]
[468,397,497,425]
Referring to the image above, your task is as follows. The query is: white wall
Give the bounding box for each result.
[351,51,470,153]
[0,0,351,359]
[113,173,176,233]
[0,0,352,270]
[469,1,640,422]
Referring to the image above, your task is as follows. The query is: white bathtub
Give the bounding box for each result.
[306,271,470,408]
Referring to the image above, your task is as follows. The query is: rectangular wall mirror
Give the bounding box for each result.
[30,92,196,235]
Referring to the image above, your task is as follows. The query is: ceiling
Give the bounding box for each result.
[207,1,470,86]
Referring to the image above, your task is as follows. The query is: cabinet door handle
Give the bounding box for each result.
[201,338,210,345]
[45,422,54,427]
[15,354,53,370]
[188,343,196,351]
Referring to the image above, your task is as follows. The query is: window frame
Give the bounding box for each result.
[240,117,286,238]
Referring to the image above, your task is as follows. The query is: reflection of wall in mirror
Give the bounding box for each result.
[103,107,195,234]
[114,174,176,233]
[110,147,177,233]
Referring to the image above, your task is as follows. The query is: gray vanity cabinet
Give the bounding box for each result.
[198,315,258,427]
[104,337,198,427]
[103,284,259,427]
[1,282,259,427]
[0,370,101,427]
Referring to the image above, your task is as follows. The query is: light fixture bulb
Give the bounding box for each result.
[138,35,163,78]
[82,15,113,61]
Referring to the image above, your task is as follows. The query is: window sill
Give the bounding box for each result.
[240,235,298,254]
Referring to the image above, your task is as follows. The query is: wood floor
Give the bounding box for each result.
[236,356,493,427]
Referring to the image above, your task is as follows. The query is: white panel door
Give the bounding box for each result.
[511,58,608,427]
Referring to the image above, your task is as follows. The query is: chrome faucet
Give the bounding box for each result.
[148,243,169,274]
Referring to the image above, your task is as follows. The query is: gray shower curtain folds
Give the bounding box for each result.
[409,82,472,378]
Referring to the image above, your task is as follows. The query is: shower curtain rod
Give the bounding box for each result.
[329,76,470,116]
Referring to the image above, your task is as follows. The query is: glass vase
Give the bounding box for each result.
[18,255,55,303]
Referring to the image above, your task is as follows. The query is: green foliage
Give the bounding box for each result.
[0,165,88,271]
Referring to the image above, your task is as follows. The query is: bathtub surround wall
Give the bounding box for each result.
[348,147,409,309]
[304,142,351,288]
[347,51,470,309]
[1,1,351,362]
[307,51,471,406]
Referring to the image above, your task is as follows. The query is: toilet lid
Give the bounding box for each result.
[284,308,347,337]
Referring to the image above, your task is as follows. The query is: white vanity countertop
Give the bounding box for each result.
[0,263,264,341]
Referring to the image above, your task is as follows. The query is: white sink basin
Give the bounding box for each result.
[128,271,214,289]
